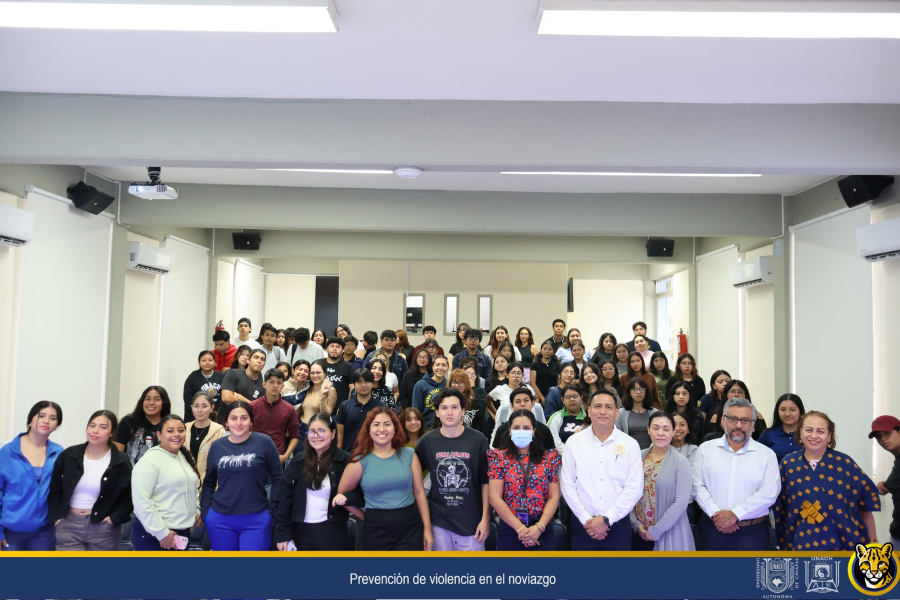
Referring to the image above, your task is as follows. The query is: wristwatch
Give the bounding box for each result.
[602,516,610,527]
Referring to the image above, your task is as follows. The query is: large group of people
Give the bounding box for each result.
[1,317,897,554]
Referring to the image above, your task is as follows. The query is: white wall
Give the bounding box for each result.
[233,260,265,334]
[567,279,645,351]
[697,247,740,379]
[215,259,235,334]
[265,274,317,331]
[672,268,691,353]
[0,192,23,442]
[743,245,776,421]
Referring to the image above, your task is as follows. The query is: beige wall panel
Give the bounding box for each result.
[743,245,776,422]
[567,280,645,353]
[265,275,317,331]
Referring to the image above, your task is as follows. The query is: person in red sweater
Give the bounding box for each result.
[212,330,237,372]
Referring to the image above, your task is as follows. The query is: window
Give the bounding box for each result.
[477,295,492,333]
[404,293,424,334]
[444,294,459,335]
[655,277,675,362]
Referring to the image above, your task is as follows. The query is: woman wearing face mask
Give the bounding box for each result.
[543,362,578,417]
[632,335,654,369]
[590,333,617,367]
[399,349,433,410]
[649,352,672,408]
[115,386,171,467]
[629,412,695,551]
[615,378,659,450]
[620,352,660,409]
[131,414,200,551]
[201,401,282,551]
[529,341,559,406]
[275,413,357,551]
[488,409,561,550]
[282,360,311,405]
[555,328,590,364]
[697,370,731,432]
[758,394,805,462]
[665,382,706,442]
[185,392,227,483]
[0,401,64,551]
[183,350,225,423]
[613,343,631,376]
[776,411,880,550]
[333,408,432,551]
[664,353,706,406]
[547,385,586,451]
[597,361,625,407]
[50,410,132,551]
[230,345,252,371]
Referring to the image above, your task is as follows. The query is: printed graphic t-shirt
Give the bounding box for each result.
[116,414,162,467]
[324,359,355,402]
[414,427,489,537]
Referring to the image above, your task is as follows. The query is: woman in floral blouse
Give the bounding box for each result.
[488,409,561,550]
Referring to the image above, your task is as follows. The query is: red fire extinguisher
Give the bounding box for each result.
[677,329,688,355]
[215,319,225,332]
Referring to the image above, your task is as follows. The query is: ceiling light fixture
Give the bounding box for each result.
[501,171,762,177]
[0,0,339,33]
[393,167,423,179]
[537,0,900,38]
[260,168,392,174]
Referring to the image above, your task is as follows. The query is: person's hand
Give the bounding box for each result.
[55,519,63,526]
[159,530,178,550]
[194,513,202,528]
[277,541,290,551]
[423,527,434,551]
[0,538,7,548]
[519,525,542,546]
[878,481,889,495]
[638,524,656,542]
[584,517,609,540]
[332,493,347,507]
[322,380,333,393]
[474,518,490,542]
[280,453,290,463]
[712,510,739,532]
[102,516,113,525]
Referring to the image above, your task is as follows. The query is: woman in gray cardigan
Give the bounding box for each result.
[629,412,695,551]
[614,378,659,450]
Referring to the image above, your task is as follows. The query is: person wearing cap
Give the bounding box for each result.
[452,329,492,380]
[872,415,900,549]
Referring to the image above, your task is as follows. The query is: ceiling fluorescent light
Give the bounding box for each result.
[260,168,392,174]
[537,0,900,39]
[501,172,762,177]
[0,0,338,33]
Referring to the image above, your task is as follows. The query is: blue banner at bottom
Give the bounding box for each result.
[0,551,893,599]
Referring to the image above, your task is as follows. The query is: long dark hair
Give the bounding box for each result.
[708,369,732,400]
[625,351,649,378]
[649,352,671,378]
[594,333,617,353]
[674,353,698,382]
[712,380,752,425]
[515,327,534,349]
[231,344,252,369]
[501,409,546,465]
[623,377,653,411]
[486,354,511,393]
[597,360,624,398]
[411,348,433,377]
[158,414,200,479]
[26,400,63,433]
[303,413,337,491]
[366,357,389,390]
[86,410,118,447]
[131,386,171,420]
[665,381,703,426]
[579,362,602,395]
[771,393,805,430]
[670,411,698,445]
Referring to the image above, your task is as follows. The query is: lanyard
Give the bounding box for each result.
[515,454,532,486]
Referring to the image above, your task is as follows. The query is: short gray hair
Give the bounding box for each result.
[723,397,757,421]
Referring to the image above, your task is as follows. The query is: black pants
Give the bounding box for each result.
[698,513,768,551]
[293,520,349,551]
[631,530,656,551]
[570,516,631,551]
[362,504,424,551]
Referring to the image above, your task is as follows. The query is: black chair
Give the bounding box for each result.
[347,518,358,550]
[188,523,207,550]
[546,521,567,551]
[118,519,134,551]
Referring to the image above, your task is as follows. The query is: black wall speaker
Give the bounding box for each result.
[66,181,115,215]
[567,277,574,313]
[232,232,261,251]
[838,175,895,208]
[646,238,675,258]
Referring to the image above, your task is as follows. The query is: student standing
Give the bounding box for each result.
[489,409,561,550]
[872,415,900,548]
[616,379,659,450]
[414,389,491,551]
[488,361,535,409]
[396,330,414,366]
[130,414,200,551]
[399,349,432,410]
[256,322,286,373]
[665,381,706,442]
[275,413,356,551]
[366,357,398,412]
[333,408,433,551]
[448,323,471,356]
[183,350,225,422]
[50,410,132,551]
[514,327,538,373]
[625,322,662,353]
[365,329,410,382]
[547,385,586,451]
[230,345,251,371]
[613,344,631,375]
[649,352,672,409]
[233,317,261,351]
[250,369,301,463]
[491,388,554,450]
[597,361,625,406]
[529,341,559,406]
[221,348,267,420]
[301,361,337,424]
[543,362,577,417]
[201,401,282,550]
[0,401,64,550]
[452,329,492,379]
[323,337,355,403]
[282,359,311,404]
[757,394,805,462]
[665,353,706,406]
[412,325,445,362]
[312,329,327,346]
[543,319,566,353]
[336,369,385,453]
[185,392,227,484]
[448,369,492,439]
[212,329,237,372]
[356,330,378,360]
[619,352,660,409]
[288,327,326,364]
[342,336,365,370]
[115,386,170,467]
[697,370,731,433]
[631,335,655,370]
[555,328,590,363]
[412,355,450,429]
[561,390,643,551]
[590,333,617,366]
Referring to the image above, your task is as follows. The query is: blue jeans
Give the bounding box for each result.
[1,523,55,551]
[204,508,272,551]
[131,518,190,552]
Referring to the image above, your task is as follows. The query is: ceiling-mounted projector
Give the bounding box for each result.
[129,167,178,200]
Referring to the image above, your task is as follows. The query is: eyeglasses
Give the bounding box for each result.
[723,416,755,426]
[449,381,465,387]
[308,429,330,438]
[631,389,646,394]
[563,394,582,400]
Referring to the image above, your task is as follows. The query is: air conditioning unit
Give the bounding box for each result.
[127,242,174,275]
[728,256,773,288]
[0,203,35,247]
[858,217,900,262]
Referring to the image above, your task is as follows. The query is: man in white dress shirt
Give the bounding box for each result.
[560,389,642,550]
[692,397,781,551]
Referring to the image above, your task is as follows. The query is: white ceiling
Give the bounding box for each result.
[85,165,833,195]
[2,0,900,104]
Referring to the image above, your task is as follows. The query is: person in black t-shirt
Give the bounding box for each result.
[492,388,555,451]
[414,388,490,551]
[183,350,225,422]
[529,341,560,405]
[324,337,355,402]
[115,385,171,467]
[221,349,266,423]
[543,319,566,352]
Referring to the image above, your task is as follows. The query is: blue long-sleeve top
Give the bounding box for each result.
[200,432,282,519]
[544,386,563,417]
[0,434,64,540]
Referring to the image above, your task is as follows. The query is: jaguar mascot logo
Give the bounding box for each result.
[849,542,899,596]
